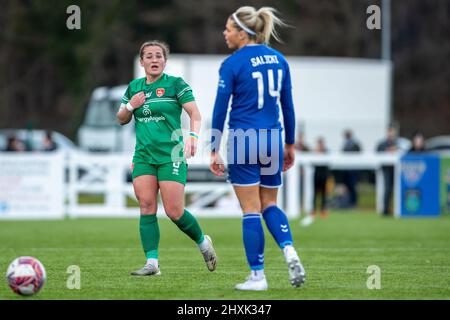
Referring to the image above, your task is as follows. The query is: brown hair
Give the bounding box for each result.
[139,40,170,60]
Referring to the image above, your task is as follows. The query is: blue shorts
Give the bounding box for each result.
[226,129,283,188]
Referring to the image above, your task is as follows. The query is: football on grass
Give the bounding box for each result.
[6,256,46,296]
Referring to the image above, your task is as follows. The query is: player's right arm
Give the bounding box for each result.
[211,62,232,152]
[210,62,233,177]
[117,90,146,125]
[280,59,296,172]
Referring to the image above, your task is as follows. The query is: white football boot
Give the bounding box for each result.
[200,235,217,272]
[283,245,306,287]
[300,214,315,227]
[130,263,161,276]
[235,271,268,291]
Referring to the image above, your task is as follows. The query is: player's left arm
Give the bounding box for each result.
[182,101,201,158]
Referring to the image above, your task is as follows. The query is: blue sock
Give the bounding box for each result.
[242,213,265,270]
[262,205,293,249]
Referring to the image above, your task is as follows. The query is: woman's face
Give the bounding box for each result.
[223,18,241,50]
[140,46,166,78]
[413,135,424,148]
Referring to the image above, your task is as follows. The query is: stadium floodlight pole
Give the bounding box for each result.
[382,0,391,61]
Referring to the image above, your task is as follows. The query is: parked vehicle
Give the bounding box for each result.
[426,135,450,153]
[0,129,77,152]
[77,85,134,152]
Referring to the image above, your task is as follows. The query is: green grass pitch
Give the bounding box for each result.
[1,212,449,299]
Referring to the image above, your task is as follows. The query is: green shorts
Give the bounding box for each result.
[132,160,187,185]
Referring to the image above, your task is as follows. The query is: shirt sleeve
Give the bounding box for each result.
[175,78,195,105]
[211,62,233,152]
[121,85,131,105]
[280,62,295,145]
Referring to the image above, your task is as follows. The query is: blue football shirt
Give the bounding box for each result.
[211,44,296,151]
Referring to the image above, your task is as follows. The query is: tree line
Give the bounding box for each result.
[0,0,448,141]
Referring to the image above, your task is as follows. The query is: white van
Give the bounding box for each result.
[77,85,135,152]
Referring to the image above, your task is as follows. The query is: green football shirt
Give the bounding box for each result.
[121,73,195,164]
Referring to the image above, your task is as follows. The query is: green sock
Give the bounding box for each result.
[172,209,205,245]
[139,214,159,259]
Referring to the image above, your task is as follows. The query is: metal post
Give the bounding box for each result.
[382,0,391,61]
[382,0,394,126]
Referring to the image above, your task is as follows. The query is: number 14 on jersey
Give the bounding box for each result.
[252,69,283,109]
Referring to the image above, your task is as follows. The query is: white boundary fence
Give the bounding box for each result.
[289,153,400,218]
[0,151,400,219]
[0,152,65,219]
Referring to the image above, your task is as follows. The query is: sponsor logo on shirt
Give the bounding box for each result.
[136,115,166,123]
[142,105,151,116]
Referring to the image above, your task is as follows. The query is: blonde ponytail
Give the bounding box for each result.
[256,7,285,44]
[232,6,286,44]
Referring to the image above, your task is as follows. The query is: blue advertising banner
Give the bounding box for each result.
[400,154,440,217]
